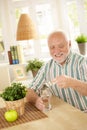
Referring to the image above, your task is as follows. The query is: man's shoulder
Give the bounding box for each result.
[71,51,87,62]
[72,51,85,58]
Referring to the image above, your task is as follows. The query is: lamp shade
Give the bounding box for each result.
[16,14,37,40]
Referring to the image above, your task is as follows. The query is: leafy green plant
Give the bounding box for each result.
[75,34,87,43]
[26,58,44,72]
[0,82,27,101]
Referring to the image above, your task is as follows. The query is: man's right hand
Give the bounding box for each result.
[35,97,45,111]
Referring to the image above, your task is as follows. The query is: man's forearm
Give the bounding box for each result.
[71,78,87,96]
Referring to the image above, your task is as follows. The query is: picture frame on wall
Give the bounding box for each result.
[13,65,27,81]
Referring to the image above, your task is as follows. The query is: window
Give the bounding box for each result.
[36,4,53,53]
[66,0,87,52]
[84,0,87,25]
[0,21,5,61]
[66,1,80,36]
[66,0,87,36]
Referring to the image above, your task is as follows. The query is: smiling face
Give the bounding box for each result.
[48,31,71,65]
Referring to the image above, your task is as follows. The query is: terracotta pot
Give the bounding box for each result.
[78,43,87,55]
[5,98,25,116]
[32,70,38,77]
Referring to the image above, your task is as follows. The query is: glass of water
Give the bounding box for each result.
[40,84,52,111]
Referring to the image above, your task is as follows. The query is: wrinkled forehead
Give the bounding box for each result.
[48,32,68,45]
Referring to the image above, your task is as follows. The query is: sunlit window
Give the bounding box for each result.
[84,0,87,24]
[66,0,87,37]
[65,0,87,53]
[0,22,5,61]
[36,4,53,53]
[66,1,80,36]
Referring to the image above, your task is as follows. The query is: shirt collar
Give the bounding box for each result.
[65,50,72,64]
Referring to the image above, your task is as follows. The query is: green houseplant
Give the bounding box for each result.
[75,34,87,43]
[75,34,87,55]
[26,58,44,77]
[0,82,27,116]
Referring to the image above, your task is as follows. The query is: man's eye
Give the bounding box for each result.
[50,46,55,49]
[58,44,64,48]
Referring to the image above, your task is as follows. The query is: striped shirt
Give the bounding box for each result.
[29,51,87,111]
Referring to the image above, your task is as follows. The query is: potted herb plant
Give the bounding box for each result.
[75,34,87,55]
[0,82,27,116]
[26,58,44,77]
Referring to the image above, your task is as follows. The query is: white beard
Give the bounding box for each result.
[54,50,70,64]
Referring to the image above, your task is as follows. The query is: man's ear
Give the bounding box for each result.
[69,40,71,47]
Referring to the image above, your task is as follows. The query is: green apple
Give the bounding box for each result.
[4,110,18,122]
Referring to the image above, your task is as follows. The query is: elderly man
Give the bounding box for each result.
[26,31,87,112]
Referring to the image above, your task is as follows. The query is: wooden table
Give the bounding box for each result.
[0,96,87,130]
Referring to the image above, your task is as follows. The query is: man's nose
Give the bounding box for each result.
[54,47,61,53]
